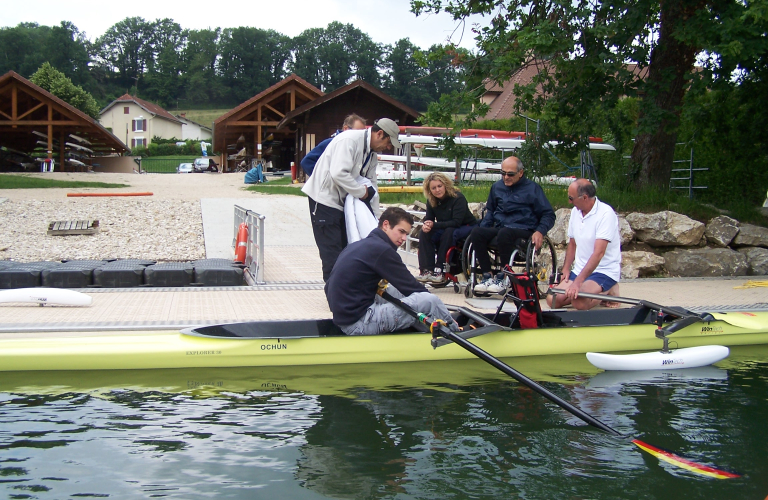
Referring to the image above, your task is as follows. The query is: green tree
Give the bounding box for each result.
[182,28,226,106]
[411,0,768,191]
[218,27,291,102]
[43,21,94,89]
[383,38,429,110]
[30,62,100,118]
[95,17,154,87]
[291,22,383,91]
[0,23,51,77]
[142,19,187,106]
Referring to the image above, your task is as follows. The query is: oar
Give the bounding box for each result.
[379,290,621,435]
[378,289,741,479]
[547,288,696,319]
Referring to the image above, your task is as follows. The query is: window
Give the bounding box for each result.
[131,138,146,148]
[124,106,129,114]
[132,118,147,132]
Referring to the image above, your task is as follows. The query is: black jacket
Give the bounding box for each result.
[425,192,476,230]
[325,228,426,326]
[480,177,555,235]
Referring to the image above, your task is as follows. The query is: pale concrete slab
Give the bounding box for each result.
[201,196,315,259]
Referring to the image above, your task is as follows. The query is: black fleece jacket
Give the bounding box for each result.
[425,192,476,230]
[325,228,426,326]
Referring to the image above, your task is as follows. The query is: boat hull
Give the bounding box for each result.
[2,311,767,372]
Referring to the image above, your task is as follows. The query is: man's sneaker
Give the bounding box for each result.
[474,273,493,293]
[416,270,432,282]
[427,272,446,284]
[484,277,505,294]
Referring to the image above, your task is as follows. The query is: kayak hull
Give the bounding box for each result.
[1,309,767,372]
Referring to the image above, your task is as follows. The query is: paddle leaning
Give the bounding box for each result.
[377,283,740,480]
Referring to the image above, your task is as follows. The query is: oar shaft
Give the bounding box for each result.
[548,288,690,318]
[548,288,640,306]
[380,291,623,437]
[444,328,622,436]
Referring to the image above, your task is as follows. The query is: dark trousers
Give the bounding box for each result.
[468,226,532,274]
[308,197,347,282]
[417,227,456,272]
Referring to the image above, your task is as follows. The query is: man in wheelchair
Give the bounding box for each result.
[468,156,555,293]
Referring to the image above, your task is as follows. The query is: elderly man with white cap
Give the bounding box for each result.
[302,118,401,281]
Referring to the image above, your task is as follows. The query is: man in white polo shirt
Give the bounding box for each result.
[547,178,621,310]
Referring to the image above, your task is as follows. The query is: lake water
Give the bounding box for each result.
[1,345,767,499]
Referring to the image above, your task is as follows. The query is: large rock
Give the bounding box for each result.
[625,211,705,246]
[548,208,571,246]
[663,248,749,277]
[733,223,768,248]
[619,216,634,246]
[621,251,665,279]
[737,247,768,275]
[469,202,485,221]
[705,215,740,247]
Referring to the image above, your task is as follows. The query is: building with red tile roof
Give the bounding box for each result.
[99,94,183,148]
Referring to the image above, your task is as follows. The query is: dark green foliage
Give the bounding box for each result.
[29,62,100,117]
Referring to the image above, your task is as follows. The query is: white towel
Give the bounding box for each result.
[344,177,379,244]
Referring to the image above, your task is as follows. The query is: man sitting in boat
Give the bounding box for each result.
[547,178,621,310]
[468,156,556,293]
[416,172,477,284]
[325,207,460,335]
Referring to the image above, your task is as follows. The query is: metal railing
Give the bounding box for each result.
[233,205,266,284]
[670,143,708,199]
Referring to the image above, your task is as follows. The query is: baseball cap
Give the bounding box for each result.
[374,118,401,148]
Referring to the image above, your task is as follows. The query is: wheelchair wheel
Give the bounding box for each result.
[525,236,557,296]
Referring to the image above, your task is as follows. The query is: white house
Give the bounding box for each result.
[175,113,213,141]
[99,94,183,148]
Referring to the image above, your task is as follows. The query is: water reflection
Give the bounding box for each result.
[0,347,766,499]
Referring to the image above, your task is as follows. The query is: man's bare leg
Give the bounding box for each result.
[599,284,621,308]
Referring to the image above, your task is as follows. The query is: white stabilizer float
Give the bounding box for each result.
[0,288,93,307]
[549,288,731,371]
[586,346,730,371]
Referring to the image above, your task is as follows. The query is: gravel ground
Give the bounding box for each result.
[0,172,282,263]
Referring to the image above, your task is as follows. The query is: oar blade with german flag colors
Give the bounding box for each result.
[632,439,741,479]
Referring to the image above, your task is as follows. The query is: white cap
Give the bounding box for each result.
[374,118,401,148]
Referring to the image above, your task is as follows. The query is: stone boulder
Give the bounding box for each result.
[548,208,571,246]
[705,215,740,247]
[621,251,665,279]
[469,202,485,221]
[625,211,705,246]
[663,248,749,277]
[554,248,566,274]
[737,247,768,275]
[733,223,768,248]
[619,216,634,246]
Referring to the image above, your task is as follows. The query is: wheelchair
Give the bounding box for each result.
[460,233,557,299]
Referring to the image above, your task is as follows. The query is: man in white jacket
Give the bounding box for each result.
[302,118,401,281]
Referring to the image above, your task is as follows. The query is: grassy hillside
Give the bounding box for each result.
[176,109,230,128]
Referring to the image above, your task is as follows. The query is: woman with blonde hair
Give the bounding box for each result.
[417,172,477,283]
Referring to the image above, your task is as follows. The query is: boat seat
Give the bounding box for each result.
[501,271,544,329]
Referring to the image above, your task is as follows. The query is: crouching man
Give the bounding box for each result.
[547,178,621,310]
[326,207,459,335]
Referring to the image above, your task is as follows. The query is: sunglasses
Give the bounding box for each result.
[501,170,519,177]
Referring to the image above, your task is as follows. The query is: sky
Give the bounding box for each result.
[3,0,488,51]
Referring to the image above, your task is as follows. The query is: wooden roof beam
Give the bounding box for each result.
[261,102,284,119]
[228,120,279,126]
[17,102,44,120]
